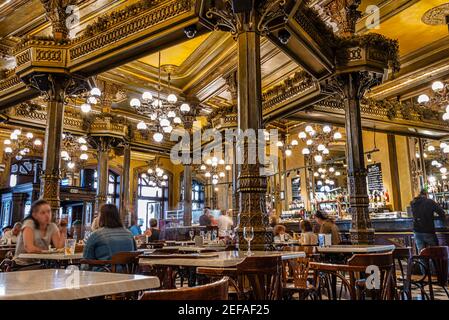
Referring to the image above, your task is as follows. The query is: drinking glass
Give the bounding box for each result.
[200,230,205,240]
[243,227,254,256]
[189,230,194,241]
[64,239,76,256]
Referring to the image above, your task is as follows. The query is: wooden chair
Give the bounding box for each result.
[408,246,449,300]
[393,247,412,299]
[237,255,283,300]
[282,246,318,300]
[139,277,229,300]
[80,251,141,274]
[310,252,396,300]
[197,255,283,300]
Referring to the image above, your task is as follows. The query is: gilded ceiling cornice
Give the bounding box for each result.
[310,97,449,131]
[69,0,194,62]
[262,71,316,112]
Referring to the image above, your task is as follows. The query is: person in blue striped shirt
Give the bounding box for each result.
[83,204,136,262]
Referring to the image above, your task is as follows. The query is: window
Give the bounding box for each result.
[9,174,17,187]
[93,170,120,206]
[192,180,205,210]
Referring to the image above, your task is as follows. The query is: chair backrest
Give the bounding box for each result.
[139,277,229,300]
[348,252,396,300]
[419,246,449,286]
[111,251,141,274]
[393,247,412,281]
[236,255,283,300]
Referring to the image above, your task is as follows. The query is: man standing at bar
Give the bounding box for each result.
[411,189,447,253]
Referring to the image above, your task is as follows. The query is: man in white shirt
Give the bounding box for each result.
[217,210,234,238]
[1,222,22,245]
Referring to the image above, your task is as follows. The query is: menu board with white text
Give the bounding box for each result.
[367,163,384,193]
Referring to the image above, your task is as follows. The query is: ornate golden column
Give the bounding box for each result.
[181,99,199,226]
[87,136,114,212]
[321,0,399,244]
[201,0,296,249]
[29,74,73,218]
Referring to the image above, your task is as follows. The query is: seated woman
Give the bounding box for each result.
[83,204,136,262]
[273,224,292,242]
[145,218,160,241]
[314,210,341,245]
[13,199,67,269]
[299,220,318,245]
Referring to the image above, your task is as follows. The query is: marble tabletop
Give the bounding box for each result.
[162,245,226,252]
[139,250,305,268]
[0,269,160,300]
[18,253,84,260]
[316,245,395,254]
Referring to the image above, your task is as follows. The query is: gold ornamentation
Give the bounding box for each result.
[422,3,449,26]
[70,0,193,60]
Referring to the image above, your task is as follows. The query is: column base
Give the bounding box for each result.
[349,228,375,245]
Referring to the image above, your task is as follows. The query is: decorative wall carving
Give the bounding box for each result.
[70,0,193,60]
[262,71,316,111]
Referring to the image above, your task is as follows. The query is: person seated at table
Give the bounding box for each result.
[1,225,11,238]
[299,220,318,245]
[145,218,160,241]
[1,222,22,245]
[273,224,292,242]
[314,210,341,245]
[13,199,67,269]
[91,214,100,231]
[83,204,136,264]
[199,207,212,226]
[269,211,278,228]
[217,210,233,238]
[129,217,142,236]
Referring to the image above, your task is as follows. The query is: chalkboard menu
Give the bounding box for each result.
[367,163,384,192]
[291,177,301,199]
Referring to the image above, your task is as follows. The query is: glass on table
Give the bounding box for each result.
[243,227,254,256]
[189,230,195,241]
[64,239,76,256]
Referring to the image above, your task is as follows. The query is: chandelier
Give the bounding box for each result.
[297,125,342,164]
[312,164,345,192]
[197,157,231,185]
[417,80,449,120]
[140,160,169,187]
[3,129,43,160]
[129,52,191,143]
[61,133,90,170]
[79,86,102,114]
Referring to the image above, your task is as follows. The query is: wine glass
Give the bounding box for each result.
[189,230,194,241]
[243,227,254,256]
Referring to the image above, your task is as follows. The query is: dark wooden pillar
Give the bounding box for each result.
[119,142,131,225]
[388,134,402,211]
[236,21,271,250]
[340,72,375,244]
[11,193,27,223]
[183,165,192,226]
[93,137,111,212]
[37,75,71,219]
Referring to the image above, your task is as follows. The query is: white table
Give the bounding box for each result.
[162,245,226,252]
[139,250,305,268]
[316,245,395,254]
[18,253,84,260]
[0,269,160,300]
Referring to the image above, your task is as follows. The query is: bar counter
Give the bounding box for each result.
[282,216,449,247]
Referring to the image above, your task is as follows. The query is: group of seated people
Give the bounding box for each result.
[7,199,157,271]
[1,223,22,245]
[272,210,341,245]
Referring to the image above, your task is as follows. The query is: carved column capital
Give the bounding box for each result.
[322,0,362,37]
[40,0,79,40]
